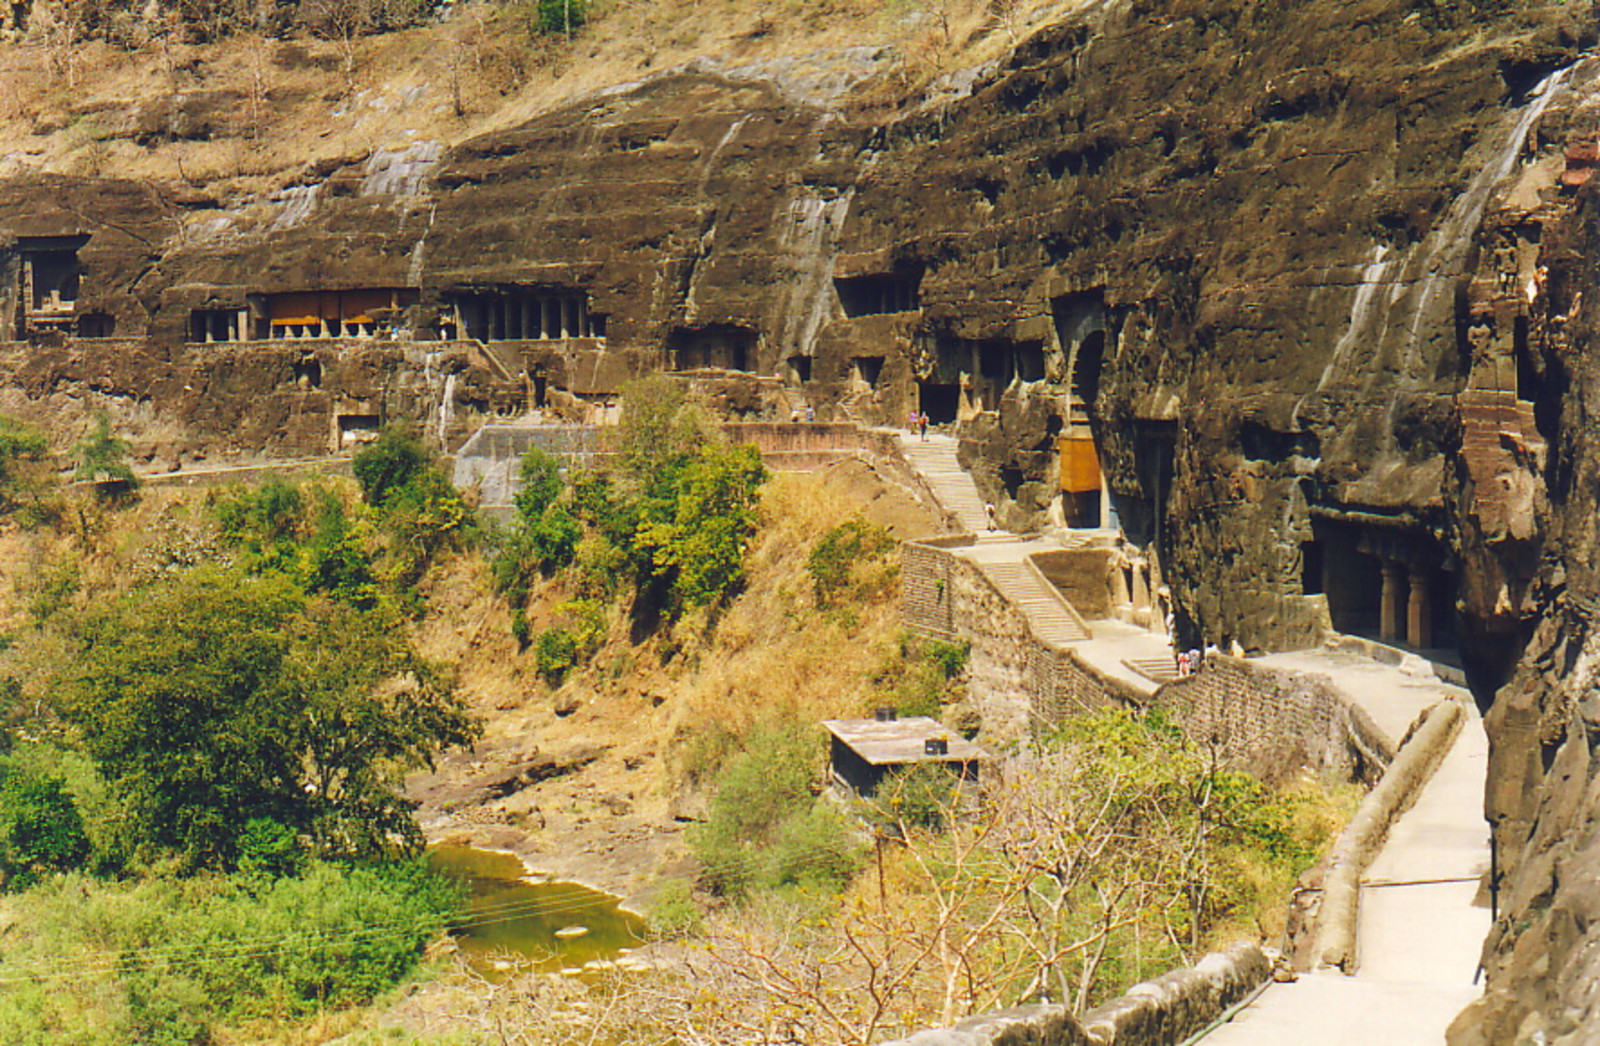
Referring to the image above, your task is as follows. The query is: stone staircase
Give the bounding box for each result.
[1123,654,1178,684]
[972,557,1091,644]
[897,433,991,533]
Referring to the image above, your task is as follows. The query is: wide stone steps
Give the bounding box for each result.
[1123,655,1178,684]
[898,437,990,532]
[976,560,1090,644]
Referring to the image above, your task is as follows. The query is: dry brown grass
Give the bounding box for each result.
[0,0,1097,187]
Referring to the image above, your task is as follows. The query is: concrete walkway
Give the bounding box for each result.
[1196,657,1490,1045]
[945,534,1175,697]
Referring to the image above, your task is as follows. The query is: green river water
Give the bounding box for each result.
[427,843,648,975]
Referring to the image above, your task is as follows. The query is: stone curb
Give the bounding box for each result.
[1312,697,1466,974]
[878,942,1272,1046]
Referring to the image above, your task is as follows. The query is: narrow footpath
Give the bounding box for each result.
[1198,653,1490,1045]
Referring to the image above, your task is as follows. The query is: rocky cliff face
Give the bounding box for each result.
[5,2,1600,1033]
[1451,84,1600,1039]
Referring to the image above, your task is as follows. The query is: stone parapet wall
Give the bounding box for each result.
[901,540,1126,738]
[1148,655,1391,786]
[456,420,927,510]
[882,943,1271,1046]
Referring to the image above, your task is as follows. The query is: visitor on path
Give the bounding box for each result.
[908,409,920,432]
[985,502,998,531]
[919,411,930,440]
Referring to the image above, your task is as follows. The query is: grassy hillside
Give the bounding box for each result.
[0,0,1091,191]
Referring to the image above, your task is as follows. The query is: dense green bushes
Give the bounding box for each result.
[0,860,455,1044]
[869,633,970,719]
[807,517,896,606]
[0,414,47,514]
[493,378,768,669]
[689,725,864,898]
[0,765,89,886]
[216,427,472,608]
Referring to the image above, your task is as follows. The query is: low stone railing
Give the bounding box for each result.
[882,942,1272,1046]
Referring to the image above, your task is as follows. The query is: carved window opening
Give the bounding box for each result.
[190,308,249,344]
[787,355,813,383]
[293,352,322,389]
[835,268,922,318]
[77,312,115,338]
[1514,315,1537,403]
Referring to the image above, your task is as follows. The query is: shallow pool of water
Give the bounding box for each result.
[427,843,647,976]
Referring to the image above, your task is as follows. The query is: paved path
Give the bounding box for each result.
[1197,659,1490,1046]
[1255,648,1460,750]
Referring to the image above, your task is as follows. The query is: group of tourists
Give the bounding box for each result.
[906,409,931,440]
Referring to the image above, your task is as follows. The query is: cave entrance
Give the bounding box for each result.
[919,383,959,425]
[268,289,415,340]
[1108,420,1175,548]
[834,266,923,317]
[669,325,758,371]
[1313,517,1460,657]
[449,288,598,342]
[1054,290,1112,529]
[17,235,87,338]
[853,356,886,388]
[337,413,381,448]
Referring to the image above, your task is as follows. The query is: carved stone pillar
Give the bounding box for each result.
[1408,569,1433,650]
[1380,560,1404,643]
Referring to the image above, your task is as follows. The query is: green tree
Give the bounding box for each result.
[351,425,429,507]
[0,767,90,886]
[0,414,48,512]
[615,375,709,499]
[73,412,136,491]
[690,724,863,897]
[532,0,588,36]
[60,569,477,869]
[636,443,767,609]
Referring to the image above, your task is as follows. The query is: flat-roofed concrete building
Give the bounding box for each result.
[821,715,990,799]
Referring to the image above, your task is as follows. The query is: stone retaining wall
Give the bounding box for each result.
[1147,655,1392,786]
[454,420,912,508]
[901,539,1130,738]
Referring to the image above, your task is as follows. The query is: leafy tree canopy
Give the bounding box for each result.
[60,569,477,869]
[73,412,136,490]
[351,425,430,507]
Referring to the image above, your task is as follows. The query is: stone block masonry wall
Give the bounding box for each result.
[901,540,1125,739]
[901,537,972,639]
[1149,655,1391,786]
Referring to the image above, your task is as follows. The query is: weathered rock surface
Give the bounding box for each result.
[8,1,1600,1034]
